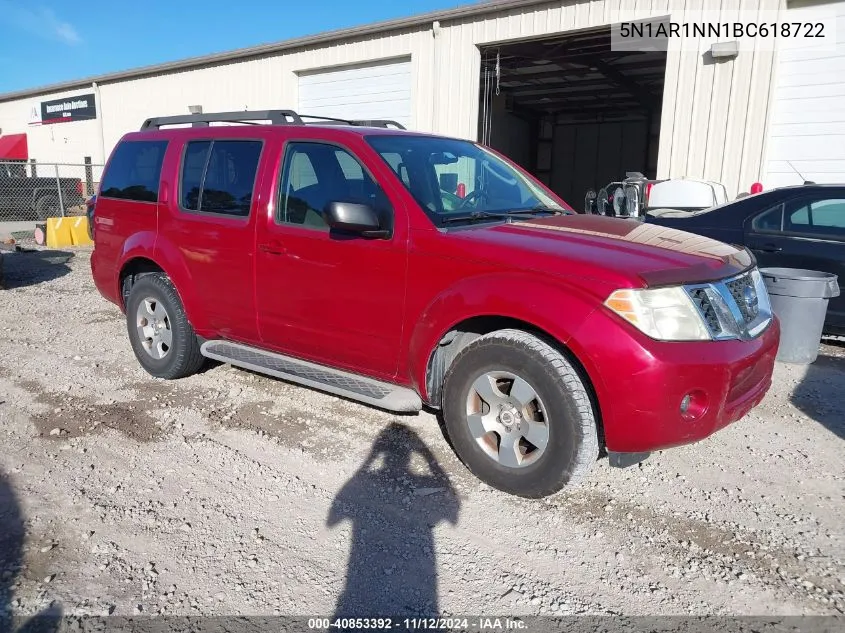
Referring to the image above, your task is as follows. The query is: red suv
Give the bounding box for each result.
[90,110,780,498]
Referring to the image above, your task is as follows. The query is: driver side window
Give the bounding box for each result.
[278,142,389,231]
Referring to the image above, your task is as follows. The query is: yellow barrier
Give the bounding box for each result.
[70,216,93,246]
[45,218,73,249]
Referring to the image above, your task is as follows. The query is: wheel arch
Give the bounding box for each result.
[113,231,209,332]
[119,257,166,310]
[423,314,605,451]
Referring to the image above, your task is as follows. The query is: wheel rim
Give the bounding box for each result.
[135,297,172,360]
[465,371,549,469]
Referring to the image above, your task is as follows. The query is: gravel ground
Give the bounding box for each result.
[0,246,843,620]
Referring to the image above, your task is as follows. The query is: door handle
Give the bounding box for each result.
[258,241,286,255]
[756,243,782,253]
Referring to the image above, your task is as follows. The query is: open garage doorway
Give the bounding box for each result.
[478,26,667,210]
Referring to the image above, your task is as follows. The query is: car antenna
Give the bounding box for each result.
[786,160,814,185]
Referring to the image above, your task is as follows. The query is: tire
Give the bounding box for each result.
[125,273,204,380]
[35,195,60,220]
[441,329,599,498]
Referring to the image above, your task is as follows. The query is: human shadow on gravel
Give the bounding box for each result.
[328,423,460,620]
[790,344,845,440]
[0,470,63,633]
[0,249,73,290]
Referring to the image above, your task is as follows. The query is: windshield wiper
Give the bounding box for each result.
[440,206,563,225]
[440,210,511,224]
[503,205,562,216]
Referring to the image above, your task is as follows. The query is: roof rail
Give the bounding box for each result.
[297,114,407,130]
[140,110,303,130]
[139,109,406,131]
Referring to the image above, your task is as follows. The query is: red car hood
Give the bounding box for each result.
[464,214,754,287]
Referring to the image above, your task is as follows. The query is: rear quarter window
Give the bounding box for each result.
[100,140,168,203]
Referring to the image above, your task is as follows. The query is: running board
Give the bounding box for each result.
[200,340,422,413]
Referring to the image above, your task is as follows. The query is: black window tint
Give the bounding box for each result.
[751,205,783,232]
[100,140,167,202]
[279,142,390,231]
[787,198,845,233]
[181,141,211,211]
[811,199,845,230]
[197,141,262,216]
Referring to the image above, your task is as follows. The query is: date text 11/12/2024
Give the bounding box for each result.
[308,617,528,630]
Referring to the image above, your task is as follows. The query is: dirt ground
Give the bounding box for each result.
[0,247,842,620]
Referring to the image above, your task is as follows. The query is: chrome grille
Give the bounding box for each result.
[684,268,773,341]
[725,273,759,323]
[688,288,720,332]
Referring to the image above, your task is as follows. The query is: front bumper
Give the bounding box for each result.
[571,308,780,453]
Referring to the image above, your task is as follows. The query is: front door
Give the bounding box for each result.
[255,140,408,379]
[745,193,845,330]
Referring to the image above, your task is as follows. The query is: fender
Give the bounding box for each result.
[406,271,612,403]
[114,230,158,301]
[147,234,211,333]
[115,233,210,334]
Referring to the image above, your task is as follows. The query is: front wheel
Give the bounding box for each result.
[125,274,204,379]
[441,329,599,498]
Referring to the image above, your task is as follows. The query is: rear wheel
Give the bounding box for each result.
[125,274,204,379]
[441,329,598,498]
[35,195,60,220]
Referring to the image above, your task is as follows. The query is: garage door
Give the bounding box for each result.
[298,58,412,128]
[764,0,845,188]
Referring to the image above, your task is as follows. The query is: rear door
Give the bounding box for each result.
[744,192,845,329]
[159,136,267,342]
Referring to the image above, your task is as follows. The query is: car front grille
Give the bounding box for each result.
[688,288,720,332]
[725,274,759,323]
[684,269,772,341]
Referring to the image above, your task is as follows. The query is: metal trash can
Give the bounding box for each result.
[759,267,840,364]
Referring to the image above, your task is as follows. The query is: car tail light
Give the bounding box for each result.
[76,181,84,196]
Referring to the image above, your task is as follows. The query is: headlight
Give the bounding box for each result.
[604,286,711,341]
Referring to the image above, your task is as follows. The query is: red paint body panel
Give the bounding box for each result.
[253,132,411,378]
[567,310,780,452]
[90,123,779,455]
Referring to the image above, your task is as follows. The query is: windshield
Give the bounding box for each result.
[366,135,567,224]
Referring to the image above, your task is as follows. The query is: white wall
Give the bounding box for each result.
[763,0,845,188]
[0,0,785,199]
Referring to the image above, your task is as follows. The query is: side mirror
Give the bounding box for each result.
[323,201,388,238]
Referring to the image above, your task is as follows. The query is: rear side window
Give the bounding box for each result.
[100,140,168,203]
[787,198,845,232]
[179,140,263,217]
[181,141,211,210]
[751,204,783,232]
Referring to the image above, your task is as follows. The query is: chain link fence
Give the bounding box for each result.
[0,160,103,223]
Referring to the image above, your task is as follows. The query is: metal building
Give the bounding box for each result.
[0,0,842,203]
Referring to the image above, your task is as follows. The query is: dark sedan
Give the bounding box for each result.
[645,184,845,335]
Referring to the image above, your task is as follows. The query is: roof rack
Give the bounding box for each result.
[140,109,406,131]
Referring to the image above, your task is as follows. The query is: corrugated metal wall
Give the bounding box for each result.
[0,0,785,198]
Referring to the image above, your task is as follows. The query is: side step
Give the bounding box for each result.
[200,340,422,413]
